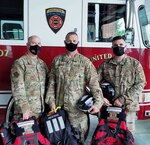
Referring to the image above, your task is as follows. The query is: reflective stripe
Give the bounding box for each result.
[58,116,65,129]
[46,116,65,133]
[17,120,34,127]
[52,118,59,131]
[46,120,53,133]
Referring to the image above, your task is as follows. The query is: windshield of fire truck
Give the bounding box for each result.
[139,5,150,48]
[87,3,126,42]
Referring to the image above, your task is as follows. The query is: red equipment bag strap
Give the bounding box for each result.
[13,117,51,145]
[91,119,134,145]
[13,132,50,145]
[14,133,38,145]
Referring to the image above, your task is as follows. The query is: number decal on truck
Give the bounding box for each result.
[0,49,9,57]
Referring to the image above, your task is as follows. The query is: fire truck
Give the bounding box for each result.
[0,0,150,124]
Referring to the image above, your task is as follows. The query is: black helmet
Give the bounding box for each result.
[77,86,95,112]
[77,95,95,112]
[100,79,115,101]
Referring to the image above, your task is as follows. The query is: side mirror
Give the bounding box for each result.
[125,28,134,46]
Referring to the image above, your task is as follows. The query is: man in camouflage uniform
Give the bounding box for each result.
[97,36,146,133]
[45,32,104,143]
[11,35,48,120]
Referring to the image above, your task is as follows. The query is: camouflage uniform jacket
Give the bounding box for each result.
[45,53,104,113]
[97,55,146,111]
[11,53,48,117]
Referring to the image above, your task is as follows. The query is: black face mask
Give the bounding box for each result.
[65,43,77,52]
[113,46,125,56]
[29,45,41,55]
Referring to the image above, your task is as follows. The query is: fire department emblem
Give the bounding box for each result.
[46,8,66,33]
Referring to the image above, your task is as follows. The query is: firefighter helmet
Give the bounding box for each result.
[77,94,95,112]
[77,86,95,112]
[100,79,115,101]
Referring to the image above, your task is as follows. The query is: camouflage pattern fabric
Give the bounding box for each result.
[11,53,48,118]
[45,53,104,140]
[97,54,146,112]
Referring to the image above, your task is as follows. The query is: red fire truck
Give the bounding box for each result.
[0,0,150,124]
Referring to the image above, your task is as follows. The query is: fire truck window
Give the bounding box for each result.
[0,0,24,40]
[139,5,150,48]
[2,23,24,40]
[88,3,126,42]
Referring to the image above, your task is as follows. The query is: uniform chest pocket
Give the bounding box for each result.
[56,65,67,78]
[122,68,135,84]
[25,65,36,73]
[25,65,37,79]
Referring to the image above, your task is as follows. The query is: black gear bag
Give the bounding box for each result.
[42,106,80,145]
